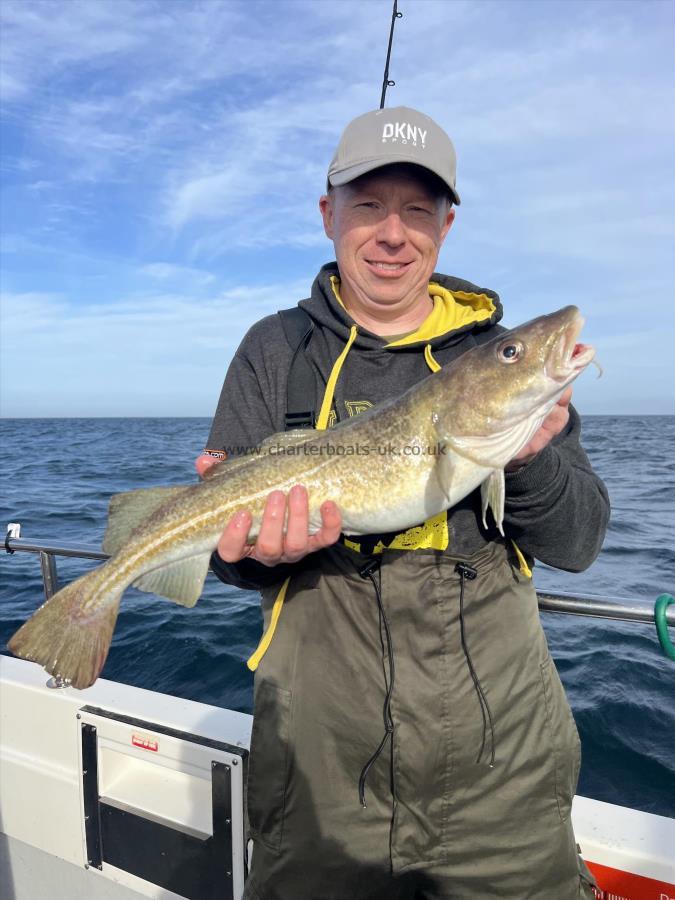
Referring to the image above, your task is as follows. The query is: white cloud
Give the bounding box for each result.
[0,280,308,416]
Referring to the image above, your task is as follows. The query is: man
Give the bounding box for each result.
[196,107,608,899]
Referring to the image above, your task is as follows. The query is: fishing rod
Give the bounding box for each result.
[5,525,675,660]
[380,0,403,108]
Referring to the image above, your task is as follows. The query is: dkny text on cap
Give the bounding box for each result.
[327,106,461,205]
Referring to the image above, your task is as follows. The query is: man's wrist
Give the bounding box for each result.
[505,444,560,495]
[210,550,293,590]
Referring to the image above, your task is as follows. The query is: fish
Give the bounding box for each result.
[8,305,596,689]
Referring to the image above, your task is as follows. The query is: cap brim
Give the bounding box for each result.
[328,157,461,206]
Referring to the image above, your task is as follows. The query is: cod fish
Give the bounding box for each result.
[8,306,596,689]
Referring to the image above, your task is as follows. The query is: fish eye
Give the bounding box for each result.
[497,340,523,363]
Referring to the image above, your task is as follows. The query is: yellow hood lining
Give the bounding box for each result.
[329,275,495,347]
[387,284,495,346]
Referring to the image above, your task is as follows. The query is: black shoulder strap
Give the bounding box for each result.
[278,306,316,430]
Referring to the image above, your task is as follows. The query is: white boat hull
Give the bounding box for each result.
[1,655,673,900]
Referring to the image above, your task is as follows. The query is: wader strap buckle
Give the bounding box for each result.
[284,411,316,429]
[455,562,477,580]
[359,558,381,579]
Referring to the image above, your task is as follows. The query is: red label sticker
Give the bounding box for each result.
[132,732,158,752]
[587,860,675,900]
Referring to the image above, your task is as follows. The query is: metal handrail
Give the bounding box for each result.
[5,535,108,561]
[537,591,674,626]
[4,525,675,627]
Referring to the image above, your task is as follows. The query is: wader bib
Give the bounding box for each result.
[243,541,598,899]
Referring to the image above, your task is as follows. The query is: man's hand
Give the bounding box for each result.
[505,388,572,472]
[195,455,342,566]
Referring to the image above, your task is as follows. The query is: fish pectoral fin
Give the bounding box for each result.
[481,469,505,536]
[434,443,455,504]
[103,485,190,556]
[132,552,212,608]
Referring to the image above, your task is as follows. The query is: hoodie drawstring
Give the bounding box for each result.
[246,576,291,671]
[316,325,358,430]
[455,562,496,767]
[424,343,441,373]
[511,541,533,578]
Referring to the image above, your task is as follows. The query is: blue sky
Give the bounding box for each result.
[1,0,674,417]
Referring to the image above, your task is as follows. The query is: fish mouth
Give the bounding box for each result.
[547,309,596,383]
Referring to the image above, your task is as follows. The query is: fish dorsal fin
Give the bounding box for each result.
[481,469,506,536]
[103,485,189,556]
[202,454,256,481]
[132,553,212,608]
[203,429,313,481]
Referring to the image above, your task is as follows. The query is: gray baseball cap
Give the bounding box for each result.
[327,106,461,205]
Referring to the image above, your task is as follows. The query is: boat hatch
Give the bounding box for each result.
[77,706,248,899]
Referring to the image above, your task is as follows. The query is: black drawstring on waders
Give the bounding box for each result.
[358,558,396,808]
[379,0,403,109]
[455,562,496,767]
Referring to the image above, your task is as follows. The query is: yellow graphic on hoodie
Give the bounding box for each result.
[345,400,373,417]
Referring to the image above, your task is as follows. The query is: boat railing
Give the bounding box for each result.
[5,522,675,634]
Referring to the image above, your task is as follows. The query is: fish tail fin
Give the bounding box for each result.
[7,566,121,690]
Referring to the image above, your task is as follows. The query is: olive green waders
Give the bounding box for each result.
[243,542,598,899]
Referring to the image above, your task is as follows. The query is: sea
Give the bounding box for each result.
[1,416,674,819]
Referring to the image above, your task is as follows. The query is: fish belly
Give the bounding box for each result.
[304,454,447,536]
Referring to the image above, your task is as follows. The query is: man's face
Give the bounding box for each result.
[319,166,455,313]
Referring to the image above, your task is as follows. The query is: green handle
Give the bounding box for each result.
[655,594,675,661]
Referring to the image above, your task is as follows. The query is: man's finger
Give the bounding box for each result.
[253,491,287,564]
[217,509,254,562]
[558,387,573,408]
[195,454,219,479]
[307,501,342,552]
[283,485,311,561]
